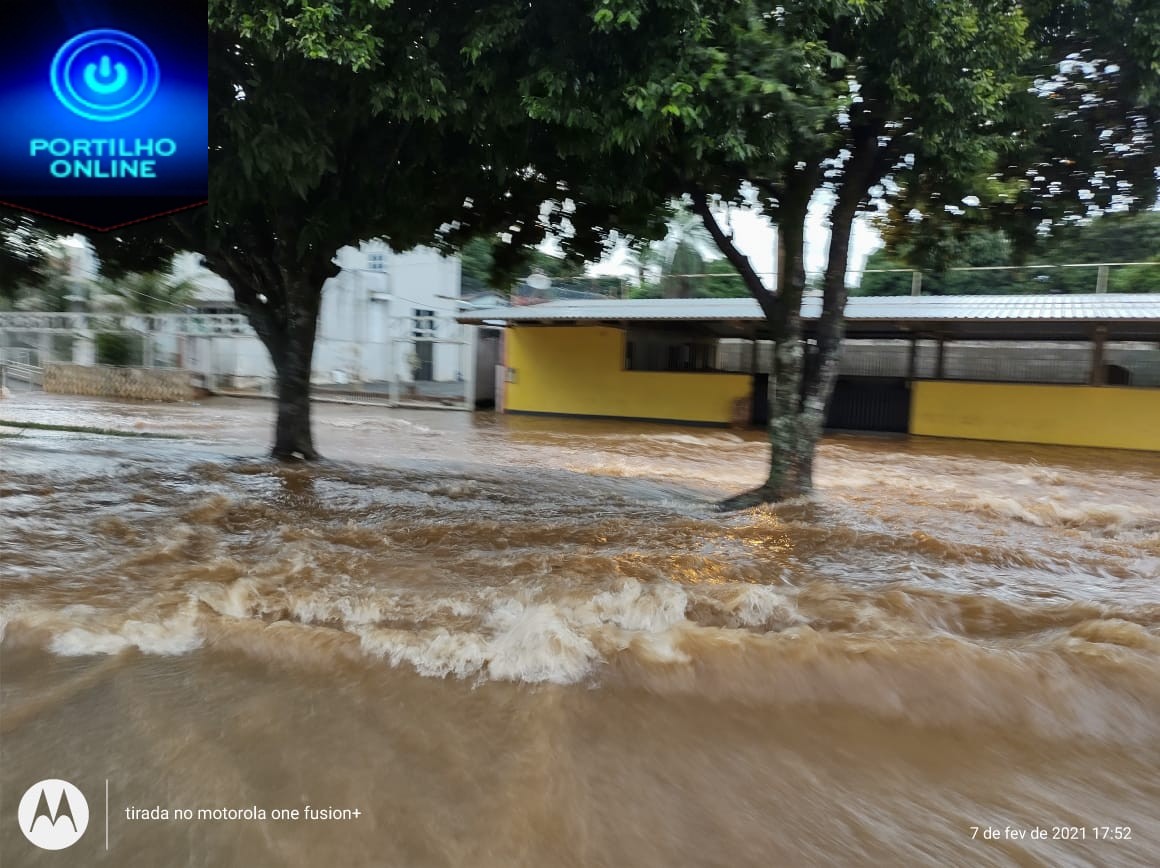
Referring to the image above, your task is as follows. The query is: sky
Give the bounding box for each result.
[587,193,883,287]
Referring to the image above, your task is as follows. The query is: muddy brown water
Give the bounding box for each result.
[2,395,1159,867]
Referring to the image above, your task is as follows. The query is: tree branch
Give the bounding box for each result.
[689,189,778,322]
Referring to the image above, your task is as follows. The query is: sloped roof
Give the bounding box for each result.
[457,294,1160,341]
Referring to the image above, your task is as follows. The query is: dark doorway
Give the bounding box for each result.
[750,374,910,433]
[413,341,434,381]
[826,377,910,433]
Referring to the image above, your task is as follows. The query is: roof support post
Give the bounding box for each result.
[1090,326,1107,386]
[935,336,946,380]
[907,336,919,380]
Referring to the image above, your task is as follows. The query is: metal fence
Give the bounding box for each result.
[0,311,488,408]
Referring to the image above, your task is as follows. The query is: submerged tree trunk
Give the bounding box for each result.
[694,183,813,507]
[267,298,320,460]
[205,244,329,461]
[751,196,814,506]
[696,143,880,508]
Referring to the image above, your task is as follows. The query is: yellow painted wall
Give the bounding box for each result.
[504,325,752,424]
[911,381,1160,451]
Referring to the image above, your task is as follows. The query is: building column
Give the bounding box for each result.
[907,337,919,380]
[497,328,508,413]
[463,326,477,410]
[935,337,946,380]
[1090,326,1107,386]
[73,331,95,365]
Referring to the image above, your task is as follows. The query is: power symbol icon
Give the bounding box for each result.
[84,56,130,95]
[50,29,159,122]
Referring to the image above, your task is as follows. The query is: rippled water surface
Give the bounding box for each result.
[2,394,1159,866]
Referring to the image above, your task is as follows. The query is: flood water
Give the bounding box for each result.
[2,394,1159,866]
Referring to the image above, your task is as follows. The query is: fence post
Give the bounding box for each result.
[1096,264,1109,293]
[462,325,476,411]
[909,271,923,296]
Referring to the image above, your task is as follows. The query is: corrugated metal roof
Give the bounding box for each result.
[458,294,1160,325]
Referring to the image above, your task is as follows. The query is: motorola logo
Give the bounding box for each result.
[18,779,89,850]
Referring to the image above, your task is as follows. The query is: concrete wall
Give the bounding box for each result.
[44,362,197,402]
[911,381,1160,451]
[505,326,751,424]
[185,334,274,390]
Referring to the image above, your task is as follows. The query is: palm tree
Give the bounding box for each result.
[640,204,732,298]
[92,271,197,314]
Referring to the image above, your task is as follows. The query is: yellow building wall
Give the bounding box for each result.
[504,325,752,424]
[911,381,1160,451]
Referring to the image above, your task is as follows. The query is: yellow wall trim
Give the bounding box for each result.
[911,381,1160,452]
[505,325,751,425]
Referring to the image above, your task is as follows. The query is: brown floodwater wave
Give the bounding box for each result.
[2,395,1159,866]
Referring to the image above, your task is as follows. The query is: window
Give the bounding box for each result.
[367,252,385,271]
[413,308,435,336]
[624,327,719,372]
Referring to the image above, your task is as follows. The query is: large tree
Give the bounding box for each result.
[526,0,1155,504]
[575,1,1034,503]
[77,1,682,458]
[78,1,589,459]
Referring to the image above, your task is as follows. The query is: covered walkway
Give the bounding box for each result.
[459,294,1160,451]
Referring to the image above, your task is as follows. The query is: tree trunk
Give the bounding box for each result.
[738,198,816,507]
[205,247,326,461]
[264,286,320,461]
[268,321,319,460]
[693,182,816,508]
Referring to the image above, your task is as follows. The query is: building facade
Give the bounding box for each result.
[460,296,1160,452]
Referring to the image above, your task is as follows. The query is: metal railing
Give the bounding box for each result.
[0,312,253,335]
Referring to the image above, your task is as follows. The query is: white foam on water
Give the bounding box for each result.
[46,602,203,657]
[638,432,748,447]
[713,584,805,629]
[193,576,268,619]
[348,580,720,684]
[482,600,601,683]
[357,626,492,680]
[588,580,689,632]
[967,493,1154,532]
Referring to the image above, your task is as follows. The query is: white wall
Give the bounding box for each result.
[315,243,465,384]
[186,334,274,389]
[159,241,468,389]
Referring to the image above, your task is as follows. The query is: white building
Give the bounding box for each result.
[314,242,467,385]
[184,242,475,393]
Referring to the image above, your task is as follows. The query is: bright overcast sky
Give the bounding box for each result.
[587,193,883,287]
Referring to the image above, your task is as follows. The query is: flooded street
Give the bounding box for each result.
[2,394,1159,866]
